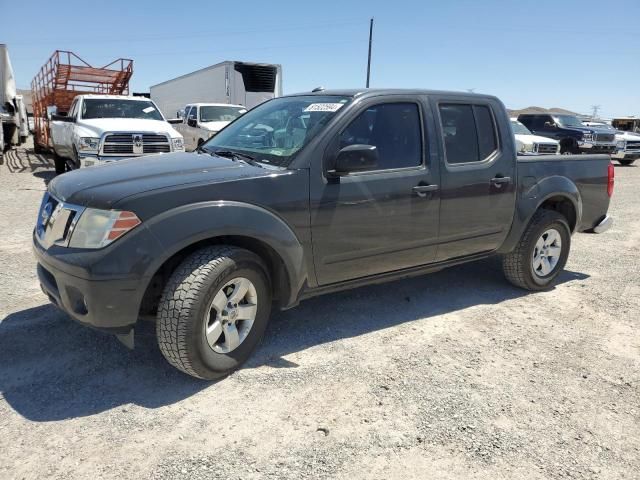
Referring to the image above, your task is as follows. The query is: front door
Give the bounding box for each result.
[432,98,516,261]
[310,99,441,285]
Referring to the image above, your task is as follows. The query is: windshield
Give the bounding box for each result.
[200,106,247,123]
[201,95,351,167]
[81,99,164,121]
[554,115,585,128]
[511,120,532,135]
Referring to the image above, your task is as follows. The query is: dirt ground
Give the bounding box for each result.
[0,141,638,480]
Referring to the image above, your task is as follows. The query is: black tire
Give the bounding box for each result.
[156,246,272,379]
[53,153,66,175]
[197,138,205,147]
[618,159,635,166]
[502,210,571,291]
[33,143,45,154]
[560,140,578,155]
[70,147,81,169]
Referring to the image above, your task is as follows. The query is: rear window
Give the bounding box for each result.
[439,103,498,164]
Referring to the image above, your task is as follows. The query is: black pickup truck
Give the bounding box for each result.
[517,113,617,155]
[33,89,614,379]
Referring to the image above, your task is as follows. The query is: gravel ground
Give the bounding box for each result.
[0,141,638,480]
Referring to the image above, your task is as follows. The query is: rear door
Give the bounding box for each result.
[310,97,441,285]
[432,96,516,261]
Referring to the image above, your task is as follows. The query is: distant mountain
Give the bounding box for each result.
[508,106,580,117]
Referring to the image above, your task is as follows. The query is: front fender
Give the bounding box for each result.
[498,175,581,253]
[142,201,308,307]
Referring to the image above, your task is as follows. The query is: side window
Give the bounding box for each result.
[438,103,498,164]
[188,107,198,120]
[339,102,422,170]
[475,105,497,159]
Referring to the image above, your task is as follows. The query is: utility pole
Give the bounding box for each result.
[590,105,601,119]
[366,18,374,88]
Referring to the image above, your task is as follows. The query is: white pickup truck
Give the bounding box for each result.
[50,95,184,174]
[174,103,246,151]
[510,118,560,155]
[583,121,640,166]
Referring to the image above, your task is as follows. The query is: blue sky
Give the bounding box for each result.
[3,0,639,117]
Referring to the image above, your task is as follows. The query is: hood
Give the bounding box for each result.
[199,120,231,132]
[77,118,181,138]
[565,125,614,134]
[514,133,559,145]
[49,152,273,210]
[616,131,640,140]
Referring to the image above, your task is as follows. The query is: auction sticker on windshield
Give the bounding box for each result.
[304,103,344,112]
[142,106,156,113]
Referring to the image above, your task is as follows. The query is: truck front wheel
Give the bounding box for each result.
[502,210,571,291]
[156,246,272,379]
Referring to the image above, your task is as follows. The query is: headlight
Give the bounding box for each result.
[68,208,141,249]
[208,131,218,138]
[79,137,100,151]
[520,143,533,153]
[582,133,593,141]
[172,137,184,151]
[617,140,626,150]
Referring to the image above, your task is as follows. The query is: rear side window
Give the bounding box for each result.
[339,102,422,170]
[438,103,498,164]
[475,105,497,159]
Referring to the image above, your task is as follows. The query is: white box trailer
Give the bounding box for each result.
[150,61,282,119]
[1,44,28,157]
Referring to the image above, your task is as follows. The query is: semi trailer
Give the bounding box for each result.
[150,61,282,119]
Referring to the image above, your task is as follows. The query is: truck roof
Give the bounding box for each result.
[186,103,245,108]
[289,88,502,103]
[76,94,153,101]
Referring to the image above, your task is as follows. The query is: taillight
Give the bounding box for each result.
[607,162,614,197]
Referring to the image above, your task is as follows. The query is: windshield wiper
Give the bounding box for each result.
[211,149,262,167]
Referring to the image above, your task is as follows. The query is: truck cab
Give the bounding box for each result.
[50,95,185,173]
[518,113,616,155]
[175,103,246,151]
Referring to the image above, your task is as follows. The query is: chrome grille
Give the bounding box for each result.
[534,143,558,154]
[35,193,85,248]
[625,141,640,152]
[594,133,614,143]
[102,133,170,156]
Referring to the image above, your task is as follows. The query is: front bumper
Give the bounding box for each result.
[611,151,640,160]
[32,227,159,334]
[578,142,616,154]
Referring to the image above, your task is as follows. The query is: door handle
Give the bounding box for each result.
[491,176,511,186]
[412,184,439,197]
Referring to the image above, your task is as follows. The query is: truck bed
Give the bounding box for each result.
[516,154,612,232]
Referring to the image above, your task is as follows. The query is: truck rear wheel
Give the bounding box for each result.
[156,246,271,379]
[502,210,571,291]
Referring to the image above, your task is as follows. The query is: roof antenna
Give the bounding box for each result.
[312,86,325,92]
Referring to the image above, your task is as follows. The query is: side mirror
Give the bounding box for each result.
[51,113,74,122]
[187,118,197,127]
[329,144,379,175]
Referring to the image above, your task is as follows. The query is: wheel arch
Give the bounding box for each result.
[499,176,581,253]
[138,201,308,318]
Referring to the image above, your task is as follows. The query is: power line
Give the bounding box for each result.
[591,105,601,119]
